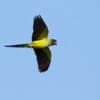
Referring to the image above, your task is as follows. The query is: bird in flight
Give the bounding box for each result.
[5,15,57,72]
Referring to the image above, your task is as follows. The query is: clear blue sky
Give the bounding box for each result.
[0,0,100,100]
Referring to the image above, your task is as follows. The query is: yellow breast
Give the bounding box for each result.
[29,38,50,48]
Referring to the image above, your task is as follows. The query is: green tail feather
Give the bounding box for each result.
[5,43,29,48]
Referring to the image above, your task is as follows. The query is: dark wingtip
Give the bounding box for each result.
[39,69,48,73]
[38,64,49,73]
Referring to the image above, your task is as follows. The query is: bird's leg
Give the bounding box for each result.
[28,43,34,48]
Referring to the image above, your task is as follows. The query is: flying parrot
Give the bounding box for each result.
[5,15,57,72]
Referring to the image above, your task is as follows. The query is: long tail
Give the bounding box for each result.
[5,43,29,48]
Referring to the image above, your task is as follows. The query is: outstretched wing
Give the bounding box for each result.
[34,47,51,72]
[32,15,49,41]
[32,15,51,72]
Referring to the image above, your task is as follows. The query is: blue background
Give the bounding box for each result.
[0,0,100,100]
